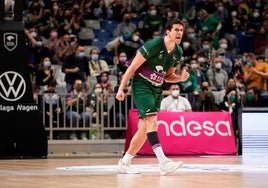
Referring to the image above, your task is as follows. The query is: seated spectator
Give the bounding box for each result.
[242,87,263,107]
[113,12,137,37]
[207,57,228,91]
[160,84,192,112]
[115,51,131,78]
[196,81,218,112]
[253,26,268,56]
[65,79,91,140]
[99,72,114,93]
[141,4,163,41]
[88,47,109,81]
[216,48,233,77]
[113,29,144,62]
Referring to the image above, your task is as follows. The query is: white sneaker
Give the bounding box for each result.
[160,159,183,176]
[117,159,141,174]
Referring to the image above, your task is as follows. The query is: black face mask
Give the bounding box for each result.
[123,89,128,93]
[125,18,130,23]
[202,87,208,91]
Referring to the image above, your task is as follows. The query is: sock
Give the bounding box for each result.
[147,131,168,164]
[121,152,134,164]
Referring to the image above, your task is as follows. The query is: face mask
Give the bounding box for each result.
[78,52,85,58]
[229,95,236,102]
[150,10,157,16]
[171,90,180,97]
[53,5,59,10]
[242,56,247,63]
[91,54,99,60]
[132,35,139,42]
[218,6,224,12]
[167,12,173,18]
[123,89,128,93]
[183,42,190,48]
[44,61,51,67]
[197,57,205,63]
[215,63,222,69]
[75,85,82,91]
[253,12,260,18]
[50,31,58,38]
[36,41,43,47]
[247,62,253,67]
[125,18,130,23]
[101,76,108,83]
[187,33,196,39]
[231,11,237,17]
[202,44,210,51]
[119,57,127,63]
[94,88,102,94]
[30,32,37,38]
[255,2,262,8]
[220,43,227,49]
[191,64,198,69]
[247,94,254,101]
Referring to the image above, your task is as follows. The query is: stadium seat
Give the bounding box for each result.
[85,19,101,30]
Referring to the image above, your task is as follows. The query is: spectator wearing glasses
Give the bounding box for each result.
[160,84,192,112]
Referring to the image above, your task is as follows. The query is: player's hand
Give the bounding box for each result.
[116,89,125,101]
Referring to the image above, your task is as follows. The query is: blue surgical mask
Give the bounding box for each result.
[202,44,210,51]
[247,62,253,67]
[78,52,85,58]
[242,56,247,63]
[187,33,196,39]
[91,54,99,60]
[44,61,51,67]
[36,41,43,47]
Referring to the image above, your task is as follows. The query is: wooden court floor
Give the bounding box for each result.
[0,153,267,188]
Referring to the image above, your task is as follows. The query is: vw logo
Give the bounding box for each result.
[0,71,26,101]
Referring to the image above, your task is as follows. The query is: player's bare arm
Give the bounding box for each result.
[164,67,189,83]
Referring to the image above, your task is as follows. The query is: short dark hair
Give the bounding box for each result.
[48,80,57,87]
[164,19,184,32]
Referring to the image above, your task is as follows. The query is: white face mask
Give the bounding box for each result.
[132,35,139,42]
[30,31,37,38]
[94,88,102,94]
[215,63,222,69]
[231,11,237,17]
[183,42,190,48]
[197,57,205,63]
[220,43,228,49]
[150,10,157,16]
[191,64,198,69]
[171,89,180,97]
[253,12,260,18]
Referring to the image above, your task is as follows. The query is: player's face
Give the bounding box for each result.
[168,24,184,44]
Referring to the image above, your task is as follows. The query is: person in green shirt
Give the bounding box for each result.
[115,19,189,175]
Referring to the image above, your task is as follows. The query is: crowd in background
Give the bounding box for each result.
[4,0,268,140]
